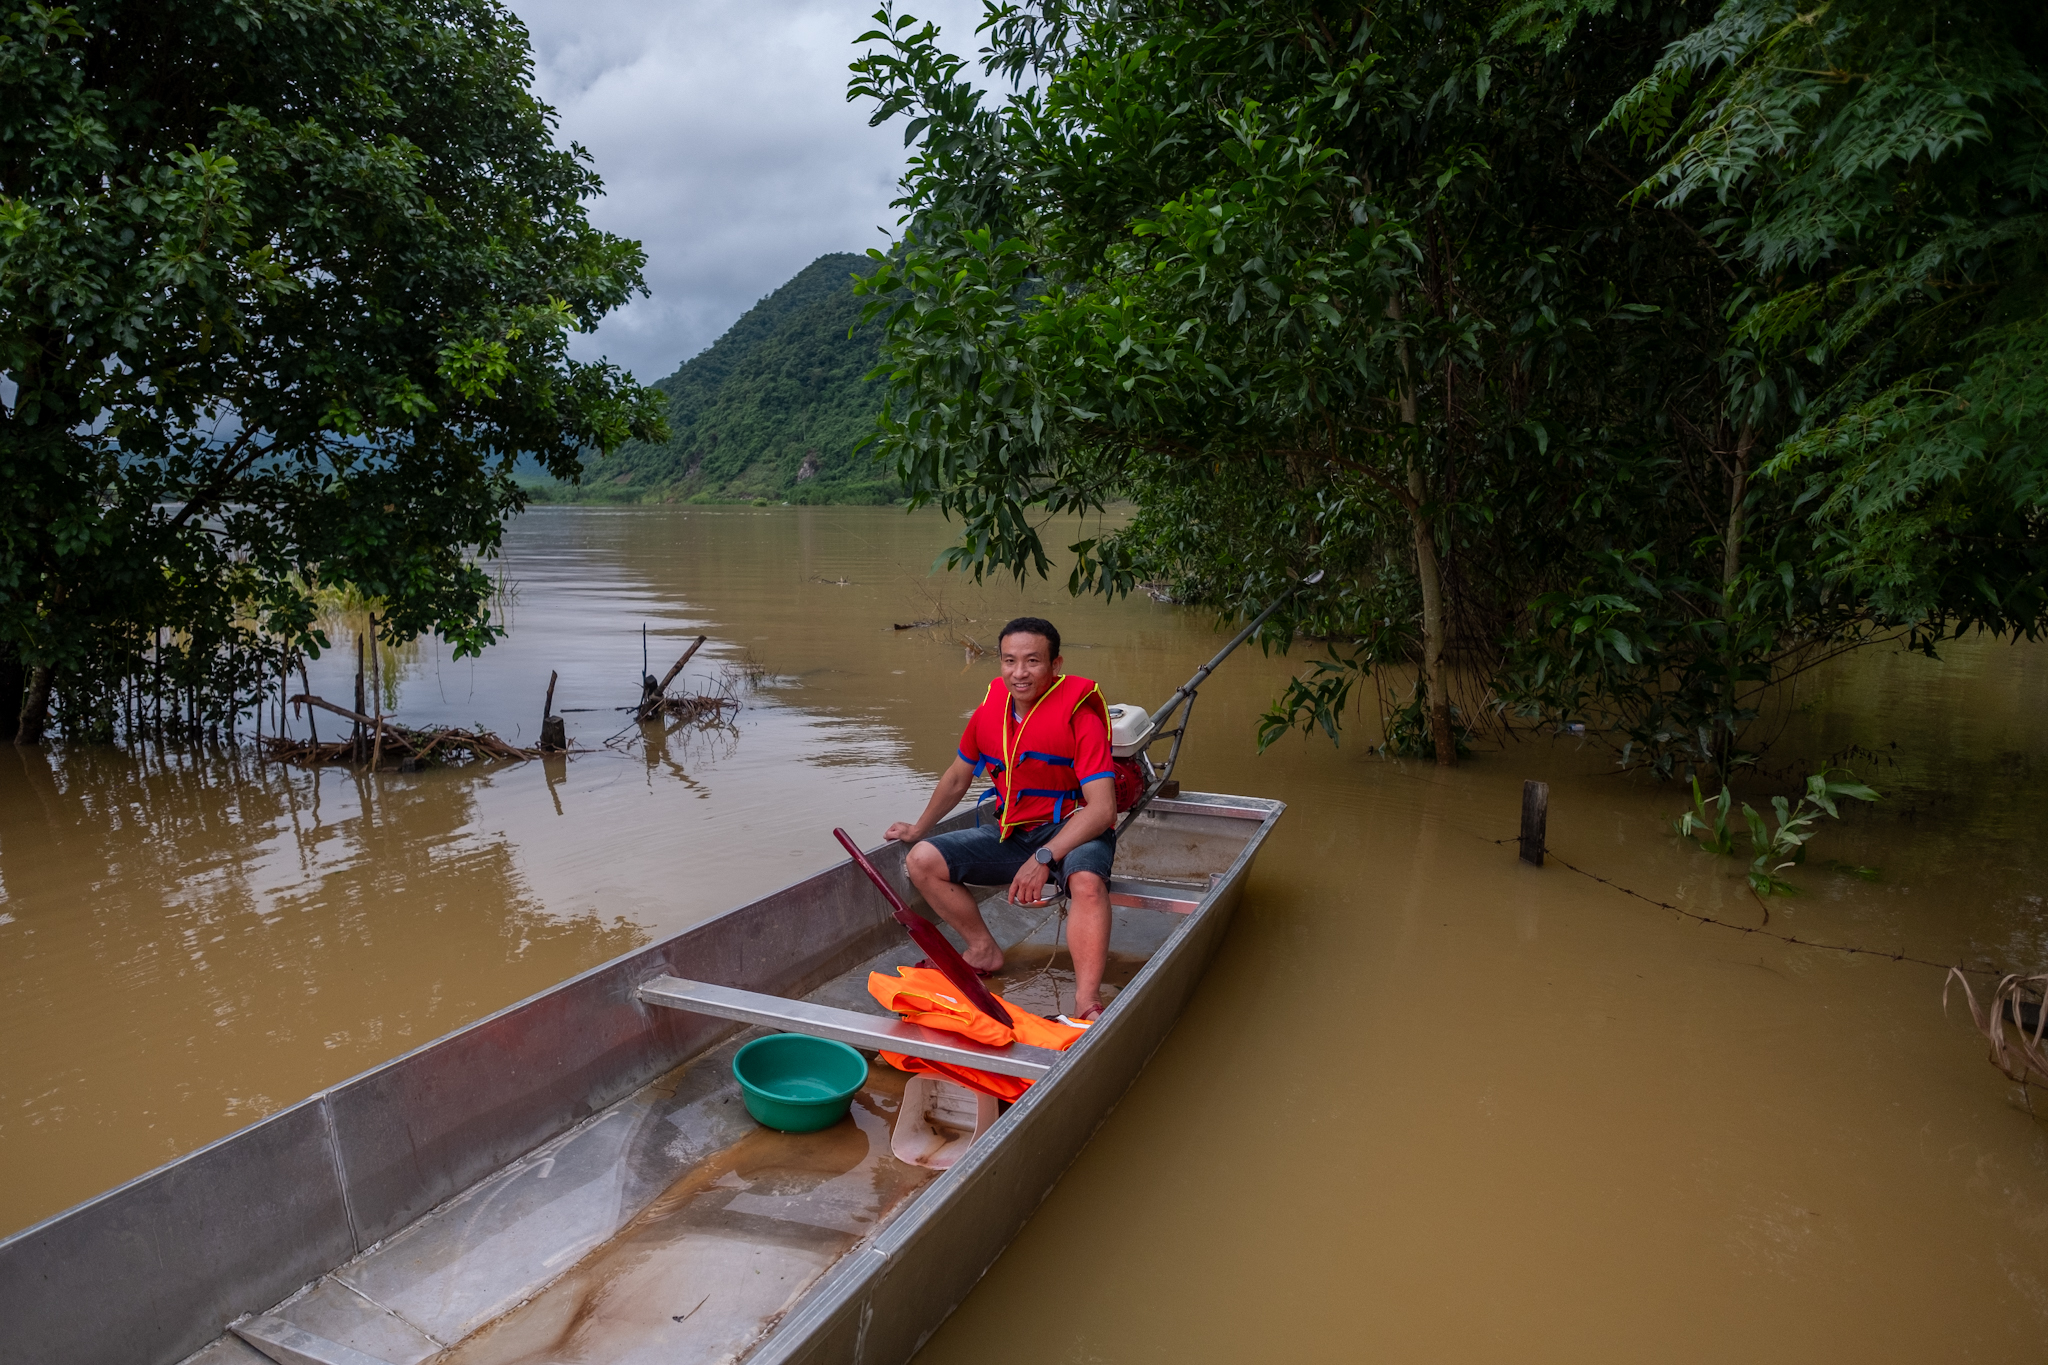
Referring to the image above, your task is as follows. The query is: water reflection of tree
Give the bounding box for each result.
[633,711,736,790]
[0,744,642,1234]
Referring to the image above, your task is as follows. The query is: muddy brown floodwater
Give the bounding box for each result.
[3,505,2046,1360]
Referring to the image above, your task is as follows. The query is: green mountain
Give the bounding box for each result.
[560,253,894,504]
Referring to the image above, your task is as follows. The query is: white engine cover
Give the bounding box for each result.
[1107,703,1157,758]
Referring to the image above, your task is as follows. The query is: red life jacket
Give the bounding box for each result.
[971,674,1112,838]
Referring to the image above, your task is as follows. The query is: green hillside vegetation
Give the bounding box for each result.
[539,253,893,505]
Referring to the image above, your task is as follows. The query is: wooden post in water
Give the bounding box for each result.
[299,659,319,747]
[1519,780,1549,867]
[369,613,385,772]
[540,670,566,751]
[353,632,367,762]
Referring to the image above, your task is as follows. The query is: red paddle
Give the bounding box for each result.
[833,828,1014,1029]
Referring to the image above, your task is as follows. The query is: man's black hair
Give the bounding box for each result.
[998,616,1061,660]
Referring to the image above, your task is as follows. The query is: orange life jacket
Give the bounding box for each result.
[971,674,1113,839]
[866,964,1087,1101]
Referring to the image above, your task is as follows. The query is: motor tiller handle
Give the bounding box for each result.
[1149,568,1325,733]
[833,828,1014,1029]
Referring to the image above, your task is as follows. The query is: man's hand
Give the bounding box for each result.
[1008,857,1053,906]
[887,757,978,846]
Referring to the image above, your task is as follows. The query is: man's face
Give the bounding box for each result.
[999,632,1059,707]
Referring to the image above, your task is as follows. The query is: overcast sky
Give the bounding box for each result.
[507,0,986,384]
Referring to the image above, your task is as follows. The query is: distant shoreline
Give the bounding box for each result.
[517,476,903,508]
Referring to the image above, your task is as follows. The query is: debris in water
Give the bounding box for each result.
[268,693,533,766]
[651,694,740,726]
[637,637,709,721]
[1946,969,2048,1089]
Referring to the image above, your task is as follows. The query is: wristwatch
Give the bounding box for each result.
[1034,847,1057,867]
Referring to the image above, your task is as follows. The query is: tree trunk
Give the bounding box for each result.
[1718,422,1754,775]
[0,642,22,740]
[1722,426,1752,590]
[1409,461,1454,765]
[16,665,54,745]
[1388,288,1455,768]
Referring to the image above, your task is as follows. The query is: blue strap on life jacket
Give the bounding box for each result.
[989,786,1084,831]
[974,785,1004,828]
[1016,750,1076,826]
[968,754,1007,828]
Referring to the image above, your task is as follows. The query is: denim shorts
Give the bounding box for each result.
[923,818,1116,887]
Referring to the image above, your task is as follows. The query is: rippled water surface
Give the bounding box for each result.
[3,505,2045,1361]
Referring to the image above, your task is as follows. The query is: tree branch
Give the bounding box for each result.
[167,431,270,530]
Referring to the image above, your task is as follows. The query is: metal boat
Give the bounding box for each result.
[1,789,1281,1365]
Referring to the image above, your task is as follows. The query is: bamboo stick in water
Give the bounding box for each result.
[370,613,385,772]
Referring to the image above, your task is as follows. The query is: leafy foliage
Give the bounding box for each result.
[1604,0,2048,640]
[0,0,665,740]
[847,0,2048,778]
[1675,769,1879,894]
[848,0,1802,770]
[584,253,900,504]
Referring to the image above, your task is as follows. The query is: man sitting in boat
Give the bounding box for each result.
[885,616,1118,1021]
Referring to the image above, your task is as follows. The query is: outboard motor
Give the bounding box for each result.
[1106,703,1158,810]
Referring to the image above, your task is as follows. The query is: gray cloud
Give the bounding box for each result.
[506,0,985,384]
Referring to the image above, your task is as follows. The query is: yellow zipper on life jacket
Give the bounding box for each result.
[999,675,1064,839]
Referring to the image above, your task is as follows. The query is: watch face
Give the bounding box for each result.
[1035,847,1054,865]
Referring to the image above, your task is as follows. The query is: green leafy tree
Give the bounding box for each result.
[1595,0,2048,688]
[1496,0,2048,776]
[852,0,2048,779]
[0,0,666,742]
[852,0,1738,766]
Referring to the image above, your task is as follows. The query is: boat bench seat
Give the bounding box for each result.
[638,975,1064,1080]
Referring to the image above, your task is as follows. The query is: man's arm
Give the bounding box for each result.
[1007,774,1116,904]
[1043,775,1116,858]
[884,756,977,843]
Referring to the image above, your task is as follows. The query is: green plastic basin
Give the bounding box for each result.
[732,1033,869,1133]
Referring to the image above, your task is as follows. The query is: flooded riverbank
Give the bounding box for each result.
[919,639,2048,1361]
[3,506,2045,1358]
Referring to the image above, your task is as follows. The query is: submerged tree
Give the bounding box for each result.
[1601,0,2048,647]
[1490,0,2048,774]
[0,0,666,743]
[851,0,1735,766]
[850,0,2048,776]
